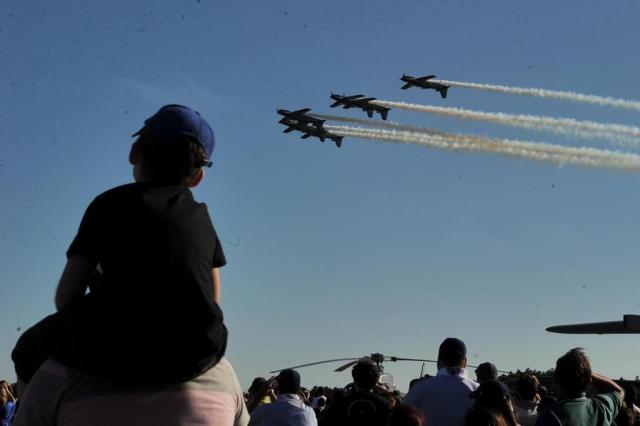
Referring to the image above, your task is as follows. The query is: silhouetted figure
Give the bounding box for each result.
[464,406,510,426]
[512,374,540,426]
[535,348,624,426]
[469,380,519,426]
[387,404,426,426]
[249,369,317,426]
[404,337,479,426]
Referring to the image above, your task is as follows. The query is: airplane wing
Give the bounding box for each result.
[283,127,294,133]
[547,315,640,334]
[401,83,413,90]
[417,74,437,82]
[345,94,365,100]
[301,133,312,139]
[291,108,311,115]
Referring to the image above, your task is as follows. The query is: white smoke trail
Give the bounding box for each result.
[430,79,640,112]
[324,125,640,171]
[370,101,640,147]
[311,113,451,137]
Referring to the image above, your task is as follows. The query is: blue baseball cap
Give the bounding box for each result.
[133,104,215,167]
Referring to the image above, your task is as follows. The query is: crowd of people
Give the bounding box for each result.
[3,338,639,425]
[3,106,638,425]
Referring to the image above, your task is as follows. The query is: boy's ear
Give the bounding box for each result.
[129,142,141,165]
[187,169,204,188]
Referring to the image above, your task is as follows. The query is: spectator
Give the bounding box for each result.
[469,380,519,426]
[614,406,637,426]
[320,358,391,426]
[404,337,479,426]
[621,382,640,419]
[1,381,16,426]
[249,369,317,426]
[464,406,510,426]
[535,348,624,426]
[12,105,228,392]
[13,358,248,426]
[387,404,427,426]
[476,363,499,383]
[512,374,540,426]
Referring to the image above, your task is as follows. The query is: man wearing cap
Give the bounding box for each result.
[12,105,246,424]
[404,337,479,426]
[249,369,317,426]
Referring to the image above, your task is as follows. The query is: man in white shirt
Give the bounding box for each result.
[404,337,479,426]
[249,369,317,426]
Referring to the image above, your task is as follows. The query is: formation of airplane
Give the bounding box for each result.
[278,74,451,148]
[329,93,390,120]
[400,74,450,99]
[277,109,343,147]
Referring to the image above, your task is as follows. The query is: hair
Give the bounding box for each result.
[473,389,519,426]
[516,374,539,401]
[622,382,638,407]
[615,406,637,426]
[463,406,509,426]
[248,377,267,395]
[438,338,466,367]
[135,132,208,185]
[387,404,426,426]
[554,348,592,397]
[0,381,14,407]
[352,359,380,390]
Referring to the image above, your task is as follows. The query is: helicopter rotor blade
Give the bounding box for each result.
[269,358,360,374]
[334,360,361,372]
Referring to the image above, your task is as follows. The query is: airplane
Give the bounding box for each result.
[329,93,390,120]
[277,108,325,129]
[400,74,450,99]
[279,117,343,148]
[546,314,640,334]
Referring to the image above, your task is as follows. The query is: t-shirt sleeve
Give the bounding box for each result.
[211,227,227,268]
[66,198,103,260]
[593,391,622,423]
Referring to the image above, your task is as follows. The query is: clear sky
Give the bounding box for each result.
[2,0,640,392]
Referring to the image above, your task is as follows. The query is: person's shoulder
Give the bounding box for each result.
[591,391,622,411]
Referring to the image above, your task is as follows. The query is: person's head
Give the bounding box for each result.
[130,104,215,186]
[277,369,301,395]
[0,381,13,406]
[248,377,267,395]
[553,348,592,397]
[615,406,637,426]
[622,382,638,407]
[387,404,426,426]
[476,362,499,383]
[463,406,509,426]
[516,374,539,402]
[437,337,467,368]
[470,380,518,426]
[352,358,380,391]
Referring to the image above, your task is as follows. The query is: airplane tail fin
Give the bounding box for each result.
[334,137,343,148]
[366,110,374,118]
[380,110,389,120]
[440,87,448,99]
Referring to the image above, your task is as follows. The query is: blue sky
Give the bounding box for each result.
[2,0,640,392]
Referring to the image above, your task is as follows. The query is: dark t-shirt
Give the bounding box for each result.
[320,389,391,426]
[62,182,227,383]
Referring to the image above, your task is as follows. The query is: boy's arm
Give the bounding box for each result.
[55,256,97,311]
[212,267,221,304]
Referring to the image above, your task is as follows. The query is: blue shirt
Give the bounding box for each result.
[249,394,317,426]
